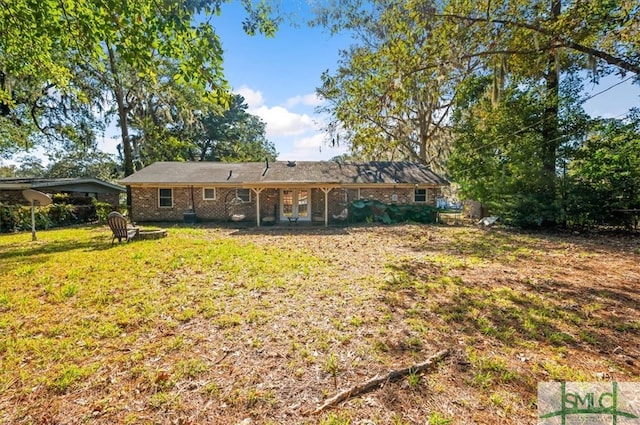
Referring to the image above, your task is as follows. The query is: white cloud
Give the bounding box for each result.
[285,93,325,108]
[231,85,346,161]
[284,133,349,161]
[235,85,265,108]
[294,133,326,149]
[252,105,317,137]
[235,86,317,137]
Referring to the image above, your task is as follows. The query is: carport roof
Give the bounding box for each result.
[0,177,125,193]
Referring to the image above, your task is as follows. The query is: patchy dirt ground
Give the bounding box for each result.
[2,223,639,424]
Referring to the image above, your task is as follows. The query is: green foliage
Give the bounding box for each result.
[51,194,93,206]
[46,149,119,181]
[314,0,640,228]
[0,0,279,183]
[323,353,340,388]
[12,156,47,178]
[407,369,421,388]
[94,202,114,223]
[563,114,640,228]
[51,364,94,394]
[12,206,54,231]
[349,199,439,224]
[0,203,81,232]
[139,94,277,164]
[0,205,19,232]
[450,78,591,227]
[315,2,457,172]
[319,413,351,425]
[50,193,71,204]
[46,204,78,226]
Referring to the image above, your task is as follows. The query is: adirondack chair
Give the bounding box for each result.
[107,211,139,244]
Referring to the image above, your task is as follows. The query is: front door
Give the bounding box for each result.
[281,189,309,221]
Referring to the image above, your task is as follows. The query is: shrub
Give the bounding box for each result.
[348,199,439,224]
[51,193,71,204]
[94,202,114,222]
[71,205,95,223]
[51,193,94,206]
[0,205,19,232]
[0,204,79,232]
[13,206,54,231]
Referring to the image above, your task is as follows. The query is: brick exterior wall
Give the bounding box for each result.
[95,193,120,206]
[0,190,26,205]
[129,185,442,223]
[359,187,440,205]
[130,186,280,223]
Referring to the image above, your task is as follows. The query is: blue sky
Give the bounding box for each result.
[212,1,352,160]
[582,75,639,119]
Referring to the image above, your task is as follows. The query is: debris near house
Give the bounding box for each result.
[477,216,500,227]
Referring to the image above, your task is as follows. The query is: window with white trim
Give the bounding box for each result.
[159,188,173,207]
[202,187,216,200]
[236,189,251,202]
[414,188,427,203]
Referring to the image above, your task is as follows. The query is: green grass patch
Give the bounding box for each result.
[1,224,637,424]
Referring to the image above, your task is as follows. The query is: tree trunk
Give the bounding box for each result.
[107,45,134,208]
[540,0,561,224]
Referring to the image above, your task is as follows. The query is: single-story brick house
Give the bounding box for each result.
[119,161,449,226]
[0,177,125,207]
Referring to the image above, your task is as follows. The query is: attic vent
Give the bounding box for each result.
[287,161,296,167]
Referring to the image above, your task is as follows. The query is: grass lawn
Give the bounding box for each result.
[1,223,639,424]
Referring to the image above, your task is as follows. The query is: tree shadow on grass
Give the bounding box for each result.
[228,225,351,236]
[383,256,640,377]
[0,234,124,270]
[400,226,640,260]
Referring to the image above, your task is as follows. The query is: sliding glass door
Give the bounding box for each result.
[281,189,309,220]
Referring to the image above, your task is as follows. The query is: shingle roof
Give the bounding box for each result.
[119,161,448,186]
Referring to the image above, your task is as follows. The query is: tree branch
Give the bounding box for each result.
[556,39,639,75]
[435,13,640,75]
[311,349,450,415]
[460,48,548,60]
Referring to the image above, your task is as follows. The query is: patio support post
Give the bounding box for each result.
[320,187,333,227]
[252,188,264,227]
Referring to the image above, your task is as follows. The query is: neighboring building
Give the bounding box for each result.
[119,161,449,226]
[0,177,125,207]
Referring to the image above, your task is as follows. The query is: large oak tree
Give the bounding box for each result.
[1,0,278,202]
[314,0,639,225]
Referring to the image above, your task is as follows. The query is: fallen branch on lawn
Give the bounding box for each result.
[312,348,450,415]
